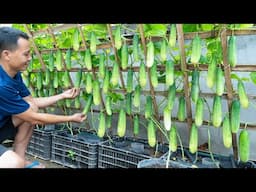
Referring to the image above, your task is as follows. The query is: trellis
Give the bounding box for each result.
[22,24,256,161]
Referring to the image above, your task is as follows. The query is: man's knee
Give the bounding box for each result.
[27,101,39,112]
[0,150,25,168]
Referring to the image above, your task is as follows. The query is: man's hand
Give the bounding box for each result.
[62,88,80,99]
[71,113,87,123]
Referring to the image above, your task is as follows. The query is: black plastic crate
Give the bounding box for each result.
[26,128,52,160]
[51,131,104,168]
[98,137,168,168]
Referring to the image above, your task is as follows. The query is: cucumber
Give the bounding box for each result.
[212,95,222,128]
[195,97,204,126]
[117,109,126,137]
[231,100,240,133]
[239,129,250,162]
[189,123,198,154]
[147,119,156,147]
[222,114,232,148]
[169,125,177,152]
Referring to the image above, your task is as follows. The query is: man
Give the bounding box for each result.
[0,27,87,168]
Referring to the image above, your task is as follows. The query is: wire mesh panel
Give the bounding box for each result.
[51,131,104,168]
[98,137,168,168]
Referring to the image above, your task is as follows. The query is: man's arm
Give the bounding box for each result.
[24,88,80,108]
[14,107,86,125]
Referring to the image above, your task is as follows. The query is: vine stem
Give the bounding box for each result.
[207,128,220,168]
[176,131,185,160]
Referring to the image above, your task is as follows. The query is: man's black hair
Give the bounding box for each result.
[0,27,29,54]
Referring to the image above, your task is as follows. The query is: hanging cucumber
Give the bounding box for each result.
[169,125,177,152]
[147,119,156,147]
[191,70,200,103]
[73,28,80,51]
[132,34,140,62]
[206,56,216,89]
[238,80,249,108]
[215,67,224,96]
[84,49,92,70]
[145,96,153,119]
[189,123,198,154]
[117,109,126,137]
[126,69,133,93]
[146,41,154,68]
[110,62,120,87]
[90,31,97,54]
[150,62,158,88]
[212,95,222,128]
[191,34,202,65]
[85,72,93,94]
[105,95,112,116]
[228,35,237,67]
[82,94,93,115]
[97,112,106,138]
[114,25,122,50]
[133,84,141,108]
[168,24,177,48]
[222,114,232,148]
[231,99,240,133]
[165,60,174,86]
[92,80,101,106]
[139,62,147,88]
[177,96,186,122]
[56,49,62,71]
[164,105,171,131]
[239,129,250,162]
[195,97,204,127]
[121,43,128,70]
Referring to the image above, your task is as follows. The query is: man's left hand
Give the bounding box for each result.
[62,88,80,99]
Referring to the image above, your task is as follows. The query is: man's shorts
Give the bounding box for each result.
[0,145,8,156]
[0,117,17,156]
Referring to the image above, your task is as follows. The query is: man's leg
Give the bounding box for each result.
[12,100,38,162]
[12,120,34,160]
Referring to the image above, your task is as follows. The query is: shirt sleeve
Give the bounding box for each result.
[0,85,30,115]
[18,72,31,97]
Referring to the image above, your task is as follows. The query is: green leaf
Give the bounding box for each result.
[241,77,250,82]
[230,73,240,81]
[239,24,254,28]
[83,24,107,39]
[108,92,124,103]
[143,24,168,37]
[250,72,256,84]
[183,24,198,32]
[200,24,214,31]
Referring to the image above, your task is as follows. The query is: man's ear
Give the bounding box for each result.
[1,50,11,61]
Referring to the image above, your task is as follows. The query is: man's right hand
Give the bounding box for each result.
[71,113,87,123]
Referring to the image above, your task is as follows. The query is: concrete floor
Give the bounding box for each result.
[26,154,67,168]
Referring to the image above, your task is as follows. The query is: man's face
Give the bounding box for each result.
[9,38,32,72]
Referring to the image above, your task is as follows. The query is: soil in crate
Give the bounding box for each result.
[138,147,237,168]
[112,139,166,157]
